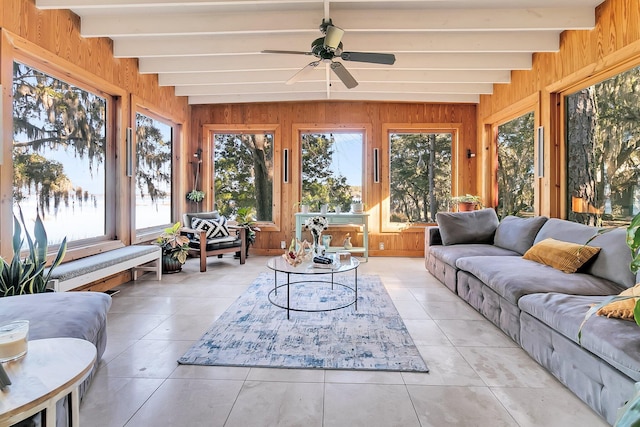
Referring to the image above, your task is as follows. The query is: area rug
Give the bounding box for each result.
[178,272,429,372]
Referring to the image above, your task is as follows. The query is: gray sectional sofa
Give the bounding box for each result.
[424,209,640,425]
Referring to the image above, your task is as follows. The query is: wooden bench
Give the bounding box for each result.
[46,245,162,292]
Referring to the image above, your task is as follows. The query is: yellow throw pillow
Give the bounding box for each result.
[597,284,640,321]
[523,238,601,273]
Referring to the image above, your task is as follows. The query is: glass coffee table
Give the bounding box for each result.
[266,256,360,319]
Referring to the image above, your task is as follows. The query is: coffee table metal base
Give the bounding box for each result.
[269,270,358,319]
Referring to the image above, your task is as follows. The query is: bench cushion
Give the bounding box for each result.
[48,245,159,282]
[429,244,519,269]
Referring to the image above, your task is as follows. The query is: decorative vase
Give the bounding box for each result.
[300,204,309,213]
[162,254,183,274]
[312,232,324,255]
[322,235,332,248]
[335,205,342,214]
[320,204,328,214]
[351,202,363,213]
[343,236,353,249]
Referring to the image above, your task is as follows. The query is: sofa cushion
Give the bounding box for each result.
[522,238,601,274]
[535,220,635,288]
[518,293,640,381]
[429,244,519,269]
[455,256,624,305]
[436,208,499,245]
[493,215,548,255]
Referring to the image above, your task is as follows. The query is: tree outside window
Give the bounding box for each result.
[135,113,173,230]
[12,61,107,245]
[214,133,273,221]
[389,132,452,223]
[496,112,535,219]
[566,66,640,226]
[301,133,362,212]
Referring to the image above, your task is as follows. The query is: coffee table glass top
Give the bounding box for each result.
[267,255,360,274]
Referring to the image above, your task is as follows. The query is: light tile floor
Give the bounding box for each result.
[80,256,609,426]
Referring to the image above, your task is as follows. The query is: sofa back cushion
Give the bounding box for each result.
[436,208,499,245]
[494,215,548,255]
[535,219,635,288]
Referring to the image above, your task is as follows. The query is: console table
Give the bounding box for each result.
[295,212,369,261]
[0,338,97,426]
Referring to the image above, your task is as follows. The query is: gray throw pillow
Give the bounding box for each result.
[436,208,499,245]
[494,215,548,255]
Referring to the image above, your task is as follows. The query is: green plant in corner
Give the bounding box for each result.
[234,207,261,257]
[0,208,67,297]
[155,222,190,264]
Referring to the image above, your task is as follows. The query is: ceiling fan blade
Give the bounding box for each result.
[340,51,396,65]
[262,50,313,56]
[286,61,321,85]
[330,62,358,89]
[324,25,344,51]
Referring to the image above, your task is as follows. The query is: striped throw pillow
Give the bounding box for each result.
[523,238,600,273]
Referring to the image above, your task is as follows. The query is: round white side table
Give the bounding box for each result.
[0,337,97,426]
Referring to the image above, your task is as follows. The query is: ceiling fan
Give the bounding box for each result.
[262,19,396,89]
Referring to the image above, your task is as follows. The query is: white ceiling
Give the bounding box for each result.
[36,0,604,105]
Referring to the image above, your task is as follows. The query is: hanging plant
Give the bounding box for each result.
[186,190,205,203]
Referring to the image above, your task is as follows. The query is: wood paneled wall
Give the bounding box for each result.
[477,0,640,217]
[190,102,477,257]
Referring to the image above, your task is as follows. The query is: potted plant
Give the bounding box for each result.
[351,198,364,213]
[155,222,190,273]
[296,196,315,213]
[234,207,261,257]
[451,194,483,212]
[0,208,67,297]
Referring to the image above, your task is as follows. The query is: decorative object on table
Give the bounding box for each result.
[451,194,483,212]
[0,207,67,298]
[320,204,329,214]
[178,273,429,372]
[155,222,190,273]
[334,204,342,214]
[304,215,329,255]
[351,199,364,213]
[322,234,332,249]
[343,233,353,249]
[0,320,29,362]
[337,250,351,261]
[282,239,313,266]
[234,207,261,258]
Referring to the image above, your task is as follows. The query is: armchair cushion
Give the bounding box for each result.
[191,216,229,239]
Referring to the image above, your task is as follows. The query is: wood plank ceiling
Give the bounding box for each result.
[36,0,603,105]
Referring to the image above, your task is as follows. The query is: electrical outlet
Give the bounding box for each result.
[280,240,287,249]
[379,242,385,250]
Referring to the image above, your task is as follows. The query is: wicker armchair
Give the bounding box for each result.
[182,211,246,272]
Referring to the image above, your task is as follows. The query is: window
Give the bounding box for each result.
[496,112,535,218]
[213,132,274,221]
[12,61,108,245]
[135,112,173,230]
[388,132,452,223]
[301,132,362,211]
[566,65,640,226]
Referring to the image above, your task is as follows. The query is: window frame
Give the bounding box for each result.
[6,39,123,259]
[131,101,181,242]
[203,124,281,232]
[381,123,461,232]
[482,93,540,216]
[293,123,370,216]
